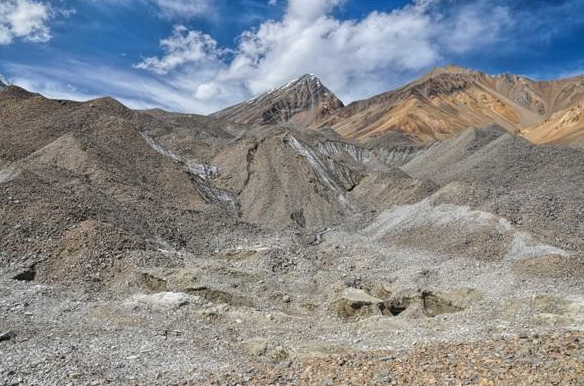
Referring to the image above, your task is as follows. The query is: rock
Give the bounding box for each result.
[342,288,383,304]
[332,288,386,319]
[212,74,344,126]
[0,330,16,342]
[11,266,36,282]
[269,346,290,363]
[127,292,191,309]
[246,341,268,357]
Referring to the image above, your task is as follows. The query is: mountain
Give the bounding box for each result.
[311,65,584,146]
[211,73,344,126]
[4,83,584,384]
[0,83,433,286]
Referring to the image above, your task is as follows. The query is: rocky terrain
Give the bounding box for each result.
[208,331,584,385]
[1,67,584,386]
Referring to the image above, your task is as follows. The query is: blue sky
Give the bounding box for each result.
[1,0,584,114]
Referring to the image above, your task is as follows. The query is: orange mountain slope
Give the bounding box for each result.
[312,66,584,146]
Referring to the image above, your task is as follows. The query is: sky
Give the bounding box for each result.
[1,0,584,114]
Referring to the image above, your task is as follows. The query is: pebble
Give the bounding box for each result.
[207,331,584,386]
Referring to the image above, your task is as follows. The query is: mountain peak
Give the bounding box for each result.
[299,73,317,79]
[211,74,343,126]
[420,65,479,81]
[263,73,324,95]
[297,73,321,83]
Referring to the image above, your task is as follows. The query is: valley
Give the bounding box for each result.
[1,66,583,385]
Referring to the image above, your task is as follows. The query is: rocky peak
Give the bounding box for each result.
[246,74,329,104]
[419,65,480,82]
[211,74,344,126]
[282,73,321,88]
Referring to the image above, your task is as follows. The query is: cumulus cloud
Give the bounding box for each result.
[134,25,225,74]
[0,0,53,44]
[135,0,515,110]
[220,0,442,99]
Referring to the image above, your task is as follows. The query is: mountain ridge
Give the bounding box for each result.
[312,65,584,146]
[211,65,584,148]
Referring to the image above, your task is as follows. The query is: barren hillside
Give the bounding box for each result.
[2,84,584,385]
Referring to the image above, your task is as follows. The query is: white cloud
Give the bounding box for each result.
[4,60,239,114]
[135,0,514,110]
[194,82,221,100]
[134,25,225,74]
[286,0,344,23]
[440,3,512,53]
[0,0,53,44]
[8,0,519,115]
[95,0,213,20]
[148,0,212,19]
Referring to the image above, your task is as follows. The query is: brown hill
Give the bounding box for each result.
[401,125,584,251]
[311,65,584,145]
[523,102,584,147]
[210,73,344,126]
[0,86,236,287]
[1,85,435,288]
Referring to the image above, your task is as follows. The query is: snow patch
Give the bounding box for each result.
[126,292,196,309]
[287,135,348,207]
[316,141,372,164]
[0,166,19,184]
[140,131,239,214]
[140,132,180,161]
[186,161,218,180]
[506,232,569,259]
[363,199,571,259]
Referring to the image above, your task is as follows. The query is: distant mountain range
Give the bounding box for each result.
[213,65,584,148]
